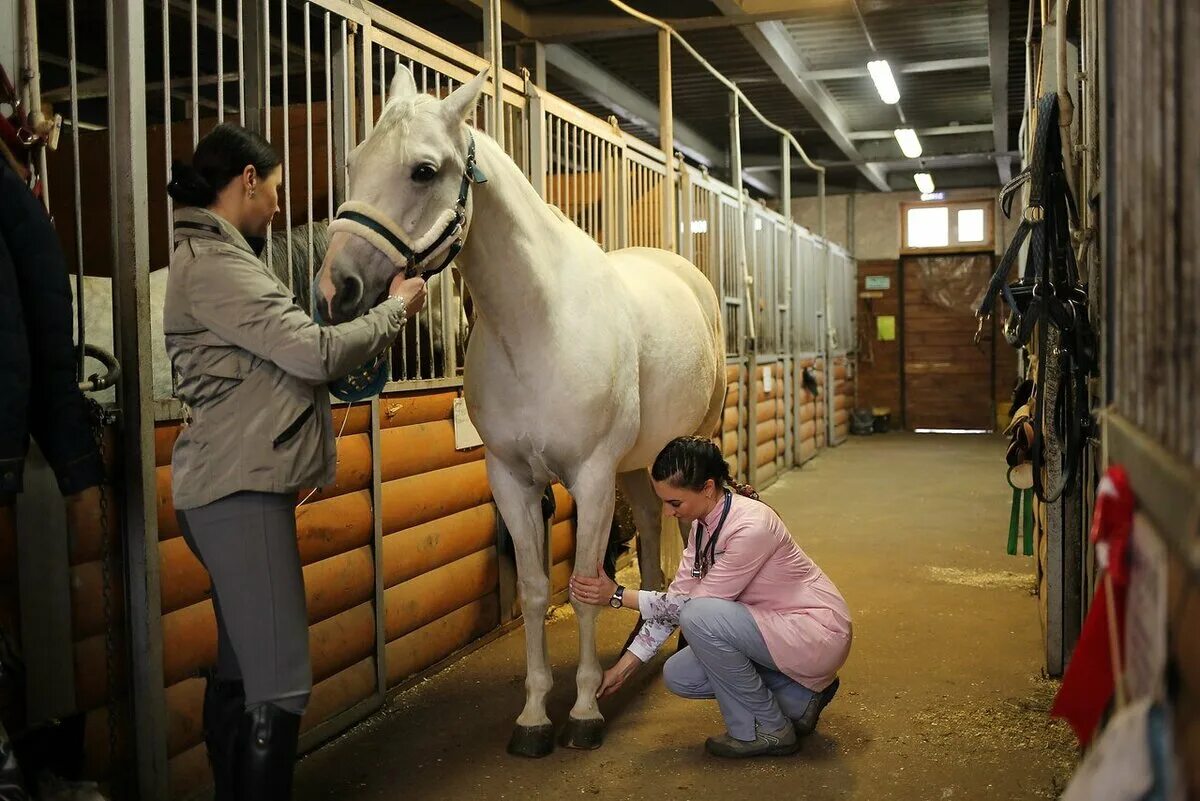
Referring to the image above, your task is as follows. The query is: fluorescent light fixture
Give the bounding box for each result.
[894,128,922,158]
[867,60,900,104]
[915,428,992,434]
[920,191,945,201]
[914,172,935,194]
[690,219,708,234]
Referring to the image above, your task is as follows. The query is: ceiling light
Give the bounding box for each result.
[894,128,922,158]
[867,60,900,104]
[914,173,935,194]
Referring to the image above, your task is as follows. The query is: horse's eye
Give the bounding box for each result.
[412,164,437,183]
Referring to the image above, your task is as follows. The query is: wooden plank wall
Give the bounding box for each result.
[753,361,787,487]
[831,356,851,444]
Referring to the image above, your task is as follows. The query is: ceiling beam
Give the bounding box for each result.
[710,3,890,191]
[518,10,828,43]
[847,123,994,140]
[543,44,780,196]
[987,0,1012,183]
[743,150,1020,170]
[799,56,990,81]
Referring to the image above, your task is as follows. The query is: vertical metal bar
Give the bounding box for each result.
[330,17,348,204]
[370,397,386,694]
[658,28,676,252]
[162,0,173,244]
[731,93,756,487]
[106,2,167,798]
[526,73,546,199]
[190,0,199,144]
[377,44,385,123]
[483,0,504,150]
[281,0,293,293]
[262,0,271,137]
[305,2,313,314]
[216,0,224,122]
[324,11,333,220]
[67,0,85,381]
[237,0,245,121]
[820,171,834,445]
[678,163,693,262]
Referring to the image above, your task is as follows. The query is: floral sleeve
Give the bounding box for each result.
[626,591,689,663]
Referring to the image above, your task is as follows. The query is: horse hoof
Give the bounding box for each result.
[560,717,605,750]
[507,724,555,758]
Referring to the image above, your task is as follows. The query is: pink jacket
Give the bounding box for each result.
[628,492,852,691]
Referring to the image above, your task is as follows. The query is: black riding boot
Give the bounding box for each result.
[235,704,301,801]
[203,676,245,801]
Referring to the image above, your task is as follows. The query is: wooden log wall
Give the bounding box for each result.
[549,485,578,598]
[795,356,825,464]
[753,361,787,488]
[831,356,852,444]
[721,363,747,481]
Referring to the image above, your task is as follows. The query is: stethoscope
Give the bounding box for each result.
[691,490,733,579]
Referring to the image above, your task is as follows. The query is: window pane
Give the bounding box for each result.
[957,208,986,242]
[906,207,949,248]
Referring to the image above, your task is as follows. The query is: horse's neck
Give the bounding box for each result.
[456,133,574,331]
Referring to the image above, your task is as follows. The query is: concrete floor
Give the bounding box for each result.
[295,433,1076,801]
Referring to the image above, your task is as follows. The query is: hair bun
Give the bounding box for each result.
[167,160,216,206]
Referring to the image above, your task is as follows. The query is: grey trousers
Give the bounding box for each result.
[178,491,312,715]
[663,597,815,741]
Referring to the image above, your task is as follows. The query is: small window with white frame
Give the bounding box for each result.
[901,200,995,253]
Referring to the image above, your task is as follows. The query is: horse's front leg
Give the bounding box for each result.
[562,463,618,749]
[486,454,555,758]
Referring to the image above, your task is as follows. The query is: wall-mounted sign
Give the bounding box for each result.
[865,275,891,291]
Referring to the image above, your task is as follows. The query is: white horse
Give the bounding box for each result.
[315,68,724,756]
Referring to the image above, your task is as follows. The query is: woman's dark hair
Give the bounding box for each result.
[166,123,280,207]
[651,436,760,500]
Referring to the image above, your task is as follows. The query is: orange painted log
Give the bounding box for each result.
[74,629,130,711]
[302,656,377,733]
[834,364,848,380]
[724,456,738,478]
[160,600,217,688]
[382,503,497,589]
[834,409,850,426]
[301,433,373,503]
[167,741,208,801]
[798,420,818,441]
[156,465,180,541]
[551,559,571,594]
[799,440,817,462]
[159,535,208,615]
[380,421,483,483]
[66,485,120,566]
[309,601,375,685]
[165,677,204,757]
[379,390,455,429]
[756,419,778,445]
[724,364,741,383]
[724,382,740,408]
[380,460,492,536]
[304,546,374,626]
[330,403,372,435]
[385,593,499,687]
[758,462,777,483]
[295,489,373,566]
[384,548,498,642]
[70,560,128,640]
[552,483,575,523]
[757,441,778,467]
[551,519,576,564]
[834,394,849,412]
[722,430,738,457]
[756,400,775,424]
[835,423,849,441]
[722,406,738,434]
[154,423,181,467]
[798,403,816,423]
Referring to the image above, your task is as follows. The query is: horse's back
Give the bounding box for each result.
[607,247,721,323]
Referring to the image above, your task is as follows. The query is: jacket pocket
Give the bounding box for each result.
[273,404,315,448]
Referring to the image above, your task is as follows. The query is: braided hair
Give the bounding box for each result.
[651,436,760,500]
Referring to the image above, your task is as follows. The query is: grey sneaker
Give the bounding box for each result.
[704,724,799,758]
[793,676,840,737]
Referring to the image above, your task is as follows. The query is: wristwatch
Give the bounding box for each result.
[609,585,625,609]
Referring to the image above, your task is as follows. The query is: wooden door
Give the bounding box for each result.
[901,254,996,430]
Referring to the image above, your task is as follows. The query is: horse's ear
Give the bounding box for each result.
[441,68,489,125]
[388,66,418,105]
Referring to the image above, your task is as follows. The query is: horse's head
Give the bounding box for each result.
[315,67,489,323]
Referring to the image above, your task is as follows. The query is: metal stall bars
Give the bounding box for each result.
[793,229,827,462]
[826,245,857,446]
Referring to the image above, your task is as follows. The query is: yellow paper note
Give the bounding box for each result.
[877,315,896,341]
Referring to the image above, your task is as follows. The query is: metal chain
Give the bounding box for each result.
[85,398,120,798]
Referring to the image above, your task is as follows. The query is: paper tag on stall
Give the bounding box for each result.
[762,366,773,394]
[453,397,484,450]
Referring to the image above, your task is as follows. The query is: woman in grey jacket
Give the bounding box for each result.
[163,124,424,800]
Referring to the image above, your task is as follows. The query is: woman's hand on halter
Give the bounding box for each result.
[388,274,428,315]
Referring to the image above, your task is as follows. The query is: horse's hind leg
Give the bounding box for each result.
[616,469,668,591]
[486,454,555,758]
